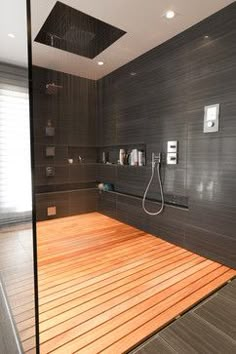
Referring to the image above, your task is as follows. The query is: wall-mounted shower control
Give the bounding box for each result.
[45,126,55,136]
[167,152,177,165]
[46,166,55,177]
[46,146,55,157]
[167,141,178,165]
[167,141,178,153]
[204,104,220,133]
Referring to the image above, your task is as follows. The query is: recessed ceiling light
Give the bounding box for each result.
[97,61,104,66]
[204,35,209,39]
[130,72,137,76]
[165,10,176,19]
[8,33,15,38]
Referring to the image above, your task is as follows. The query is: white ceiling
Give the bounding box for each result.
[0,0,28,67]
[0,1,234,79]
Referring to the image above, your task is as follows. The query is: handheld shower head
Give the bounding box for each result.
[143,152,164,216]
[152,152,162,167]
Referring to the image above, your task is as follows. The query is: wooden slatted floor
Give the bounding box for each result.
[8,212,236,353]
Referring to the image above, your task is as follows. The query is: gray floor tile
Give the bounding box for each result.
[130,278,236,354]
[131,335,177,354]
[194,293,236,340]
[159,313,236,354]
[0,287,19,354]
[218,279,236,302]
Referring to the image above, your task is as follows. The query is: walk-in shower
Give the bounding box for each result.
[27,1,236,353]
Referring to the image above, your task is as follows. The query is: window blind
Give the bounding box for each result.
[0,63,32,224]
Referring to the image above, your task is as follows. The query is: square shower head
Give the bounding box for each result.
[35,1,126,59]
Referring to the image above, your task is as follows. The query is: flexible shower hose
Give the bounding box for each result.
[142,161,164,215]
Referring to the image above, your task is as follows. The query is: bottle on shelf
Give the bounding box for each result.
[119,149,126,165]
[138,150,145,166]
[130,149,138,166]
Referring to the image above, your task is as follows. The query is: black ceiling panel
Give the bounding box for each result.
[35,1,126,59]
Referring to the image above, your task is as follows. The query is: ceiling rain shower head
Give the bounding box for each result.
[45,82,63,95]
[35,1,126,59]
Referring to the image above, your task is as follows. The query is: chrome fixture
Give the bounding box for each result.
[204,104,220,133]
[142,153,164,216]
[48,33,61,47]
[167,140,178,165]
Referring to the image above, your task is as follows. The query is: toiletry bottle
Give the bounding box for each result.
[119,149,126,165]
[132,149,138,166]
[138,151,145,166]
[102,152,106,164]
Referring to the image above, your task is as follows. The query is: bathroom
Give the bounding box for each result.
[0,0,236,353]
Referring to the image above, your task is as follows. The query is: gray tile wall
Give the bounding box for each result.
[97,3,236,268]
[32,66,98,221]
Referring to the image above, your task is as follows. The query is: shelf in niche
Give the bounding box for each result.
[37,162,97,168]
[102,190,189,210]
[98,143,146,166]
[68,162,97,166]
[97,163,147,168]
[68,145,97,148]
[98,143,146,148]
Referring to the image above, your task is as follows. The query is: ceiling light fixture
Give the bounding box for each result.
[97,61,104,66]
[204,35,209,39]
[130,72,137,76]
[165,10,176,19]
[8,33,15,38]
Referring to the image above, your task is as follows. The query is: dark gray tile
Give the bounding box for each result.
[98,191,117,219]
[69,189,98,215]
[184,223,236,268]
[116,193,148,231]
[160,313,236,354]
[116,166,147,198]
[68,164,96,183]
[219,279,236,301]
[187,136,236,205]
[0,285,24,354]
[194,293,236,340]
[96,164,117,184]
[131,335,176,354]
[187,201,236,240]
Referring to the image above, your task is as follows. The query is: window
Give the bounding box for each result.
[0,83,32,223]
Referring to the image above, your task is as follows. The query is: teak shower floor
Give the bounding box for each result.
[16,213,236,353]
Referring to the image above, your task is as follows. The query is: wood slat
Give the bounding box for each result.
[100,269,236,354]
[18,212,236,353]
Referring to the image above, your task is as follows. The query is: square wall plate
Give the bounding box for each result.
[35,1,126,59]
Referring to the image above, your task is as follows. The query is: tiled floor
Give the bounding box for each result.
[132,278,236,354]
[0,223,36,353]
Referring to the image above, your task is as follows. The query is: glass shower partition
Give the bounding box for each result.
[0,0,38,353]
